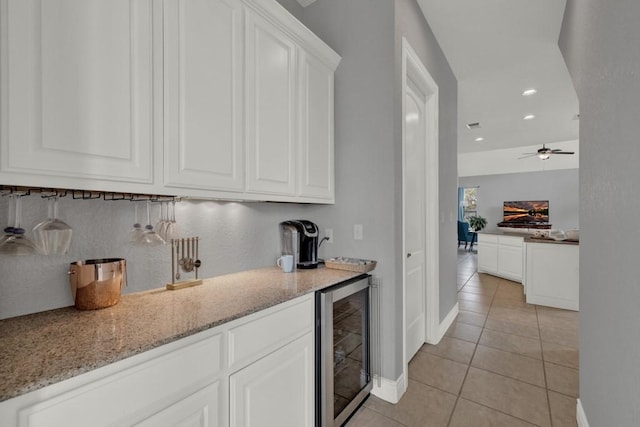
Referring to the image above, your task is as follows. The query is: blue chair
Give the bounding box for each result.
[458,221,474,249]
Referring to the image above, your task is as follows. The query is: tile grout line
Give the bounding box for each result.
[536,304,555,427]
[447,270,495,427]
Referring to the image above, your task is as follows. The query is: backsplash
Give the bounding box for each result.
[0,196,314,319]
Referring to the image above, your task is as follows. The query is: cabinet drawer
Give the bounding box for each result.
[498,235,524,248]
[228,296,313,368]
[18,333,223,427]
[478,234,498,244]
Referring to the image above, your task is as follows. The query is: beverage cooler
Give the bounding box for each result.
[316,276,372,427]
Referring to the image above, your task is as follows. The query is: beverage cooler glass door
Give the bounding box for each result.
[317,276,371,427]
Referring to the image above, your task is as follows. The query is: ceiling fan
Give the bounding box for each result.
[520,144,575,160]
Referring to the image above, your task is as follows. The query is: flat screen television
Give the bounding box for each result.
[503,200,549,224]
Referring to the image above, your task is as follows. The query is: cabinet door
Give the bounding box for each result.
[245,10,297,196]
[0,0,154,185]
[230,333,314,427]
[163,0,244,192]
[298,51,334,201]
[526,243,579,310]
[498,244,523,282]
[135,381,223,427]
[477,235,498,274]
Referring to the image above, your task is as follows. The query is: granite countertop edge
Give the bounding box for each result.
[0,266,365,402]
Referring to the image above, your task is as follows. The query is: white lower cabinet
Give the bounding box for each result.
[477,234,498,274]
[524,243,579,310]
[0,294,315,427]
[230,333,314,427]
[477,233,524,283]
[14,332,225,427]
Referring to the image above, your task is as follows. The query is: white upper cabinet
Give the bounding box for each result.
[298,50,335,200]
[244,9,297,196]
[0,0,340,203]
[163,0,245,192]
[0,0,154,189]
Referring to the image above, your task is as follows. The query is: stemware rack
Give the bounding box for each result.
[0,185,179,202]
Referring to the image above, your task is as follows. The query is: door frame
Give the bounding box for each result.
[401,37,439,373]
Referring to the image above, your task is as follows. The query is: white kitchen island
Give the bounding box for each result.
[477,230,579,311]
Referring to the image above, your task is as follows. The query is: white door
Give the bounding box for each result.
[0,0,154,185]
[245,9,297,196]
[163,0,244,192]
[404,79,427,362]
[402,38,439,370]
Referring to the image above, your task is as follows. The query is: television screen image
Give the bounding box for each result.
[503,200,549,224]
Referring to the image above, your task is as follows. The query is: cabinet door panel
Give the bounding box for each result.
[298,51,334,200]
[164,0,244,191]
[230,333,314,427]
[1,0,153,183]
[477,242,498,273]
[135,381,223,427]
[498,245,523,281]
[245,11,296,195]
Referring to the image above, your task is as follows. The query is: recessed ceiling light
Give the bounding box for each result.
[466,122,481,130]
[523,114,536,120]
[522,89,537,96]
[474,137,484,142]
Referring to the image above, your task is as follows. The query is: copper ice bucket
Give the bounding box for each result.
[68,258,127,310]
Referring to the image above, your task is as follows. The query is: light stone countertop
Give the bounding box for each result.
[0,266,364,402]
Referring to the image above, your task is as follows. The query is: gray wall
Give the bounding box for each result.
[292,0,401,379]
[459,169,579,231]
[560,1,640,425]
[394,1,459,323]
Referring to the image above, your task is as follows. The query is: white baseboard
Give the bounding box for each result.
[427,302,459,344]
[371,372,407,404]
[576,398,589,427]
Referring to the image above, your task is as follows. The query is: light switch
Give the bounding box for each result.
[354,224,363,240]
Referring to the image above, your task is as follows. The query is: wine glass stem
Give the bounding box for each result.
[53,196,59,220]
[14,196,22,229]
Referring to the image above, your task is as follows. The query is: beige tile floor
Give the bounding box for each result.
[345,249,579,427]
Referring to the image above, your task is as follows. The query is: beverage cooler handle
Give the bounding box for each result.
[369,276,381,387]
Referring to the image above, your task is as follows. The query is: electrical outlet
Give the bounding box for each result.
[354,224,363,240]
[325,228,334,243]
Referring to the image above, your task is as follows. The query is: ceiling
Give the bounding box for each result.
[417,0,579,154]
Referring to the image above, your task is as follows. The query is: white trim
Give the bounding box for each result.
[576,398,589,427]
[371,373,407,404]
[401,37,440,385]
[429,302,459,345]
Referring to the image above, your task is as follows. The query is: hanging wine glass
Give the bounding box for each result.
[0,195,39,255]
[136,200,165,246]
[33,196,72,255]
[130,202,144,242]
[0,195,16,246]
[164,200,179,241]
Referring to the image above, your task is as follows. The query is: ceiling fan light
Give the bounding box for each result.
[538,152,550,160]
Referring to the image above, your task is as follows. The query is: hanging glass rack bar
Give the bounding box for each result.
[0,185,179,202]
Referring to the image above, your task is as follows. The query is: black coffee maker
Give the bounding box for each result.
[279,220,319,269]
